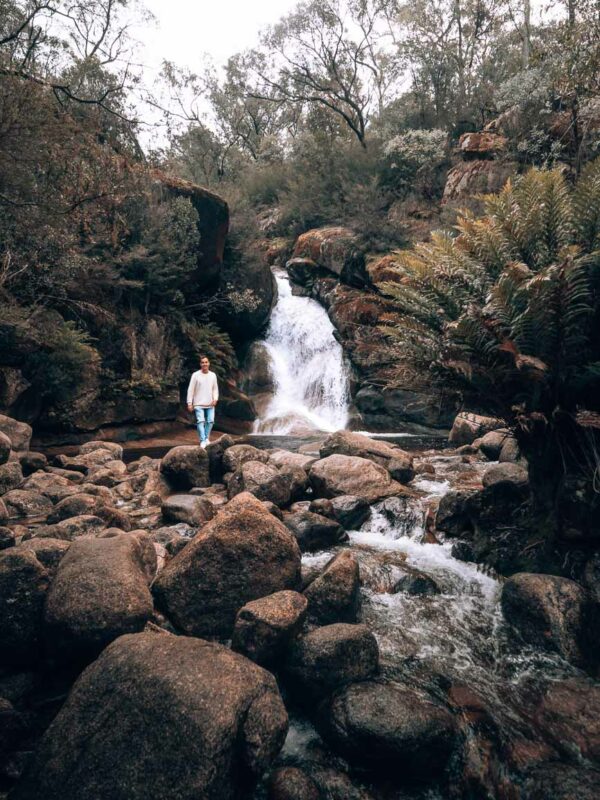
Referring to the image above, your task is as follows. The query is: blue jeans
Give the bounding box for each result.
[194,406,215,444]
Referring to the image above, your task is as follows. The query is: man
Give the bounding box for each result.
[187,355,219,449]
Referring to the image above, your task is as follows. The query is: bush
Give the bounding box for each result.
[380,129,449,198]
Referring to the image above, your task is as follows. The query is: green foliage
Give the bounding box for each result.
[381,129,449,198]
[380,162,600,422]
[178,321,238,383]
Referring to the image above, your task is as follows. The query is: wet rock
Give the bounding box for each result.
[330,495,370,530]
[310,455,406,502]
[153,492,301,638]
[477,430,510,460]
[3,489,53,518]
[44,532,155,662]
[11,632,288,800]
[268,766,320,800]
[501,573,586,665]
[0,431,11,465]
[0,526,15,549]
[223,444,270,473]
[160,445,210,490]
[451,541,476,562]
[292,227,368,288]
[387,455,416,484]
[244,342,275,393]
[228,461,292,507]
[304,551,360,625]
[0,549,49,667]
[482,462,528,489]
[522,763,600,800]
[285,623,379,701]
[205,433,234,483]
[284,511,346,552]
[30,514,106,541]
[0,415,32,454]
[449,413,505,446]
[18,538,70,578]
[533,677,600,764]
[0,462,23,495]
[316,681,457,776]
[232,590,308,667]
[161,494,216,526]
[393,572,440,596]
[435,489,477,537]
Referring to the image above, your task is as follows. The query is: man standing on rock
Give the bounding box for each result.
[187,355,219,449]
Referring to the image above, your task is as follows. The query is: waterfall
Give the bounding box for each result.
[254,269,350,434]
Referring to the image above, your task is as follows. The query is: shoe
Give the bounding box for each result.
[200,441,207,449]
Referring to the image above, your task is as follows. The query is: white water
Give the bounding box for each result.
[254,270,350,434]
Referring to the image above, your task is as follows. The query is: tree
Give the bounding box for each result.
[380,162,600,534]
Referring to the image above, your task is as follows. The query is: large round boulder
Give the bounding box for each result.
[231,590,308,668]
[223,444,270,473]
[160,446,210,490]
[161,494,216,526]
[285,623,379,701]
[44,532,156,662]
[228,461,292,507]
[320,431,414,483]
[11,632,288,800]
[309,455,405,502]
[153,492,301,638]
[0,414,32,454]
[2,489,52,518]
[501,573,587,666]
[316,681,458,776]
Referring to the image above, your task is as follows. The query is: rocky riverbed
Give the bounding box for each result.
[1,414,599,799]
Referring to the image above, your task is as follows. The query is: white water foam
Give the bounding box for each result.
[255,271,350,434]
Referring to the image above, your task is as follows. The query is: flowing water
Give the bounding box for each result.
[254,270,350,434]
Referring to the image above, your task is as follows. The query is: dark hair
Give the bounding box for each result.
[199,354,210,362]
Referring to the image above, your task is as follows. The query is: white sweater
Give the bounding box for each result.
[187,370,219,407]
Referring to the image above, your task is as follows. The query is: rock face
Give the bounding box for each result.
[44,532,156,661]
[292,227,368,288]
[0,549,49,667]
[443,160,516,204]
[231,590,308,667]
[285,623,379,700]
[310,454,405,502]
[458,131,508,157]
[12,632,288,800]
[153,492,301,638]
[228,460,292,507]
[160,446,210,490]
[316,681,457,775]
[304,551,360,625]
[501,573,587,666]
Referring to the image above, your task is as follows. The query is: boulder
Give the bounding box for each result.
[268,767,320,800]
[217,242,277,340]
[0,414,32,454]
[244,342,275,392]
[269,450,316,472]
[449,413,505,445]
[0,549,49,667]
[458,131,507,157]
[284,511,346,552]
[278,464,309,502]
[482,462,528,489]
[310,455,405,502]
[11,632,288,800]
[522,763,600,800]
[3,489,53,518]
[393,572,439,596]
[286,257,319,287]
[499,436,521,463]
[330,495,370,530]
[18,538,70,578]
[160,446,210,490]
[47,492,105,523]
[231,590,308,667]
[206,433,234,483]
[228,461,292,507]
[0,461,23,495]
[533,677,600,765]
[161,494,216,526]
[21,471,80,502]
[0,525,15,549]
[443,160,517,204]
[223,444,270,473]
[285,623,379,701]
[477,430,510,460]
[0,497,7,521]
[304,551,360,625]
[86,460,128,487]
[44,532,156,662]
[501,573,587,665]
[79,440,124,459]
[30,514,106,541]
[308,497,334,517]
[320,431,413,482]
[153,492,301,638]
[0,431,11,465]
[292,227,368,288]
[316,681,457,775]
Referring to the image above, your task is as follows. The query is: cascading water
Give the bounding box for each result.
[254,269,350,435]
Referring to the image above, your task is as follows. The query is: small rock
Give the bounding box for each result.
[482,462,528,489]
[161,494,215,526]
[329,495,370,530]
[232,590,308,667]
[477,430,510,460]
[19,452,48,475]
[0,461,23,495]
[268,767,320,800]
[31,514,106,541]
[284,511,346,552]
[449,413,504,446]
